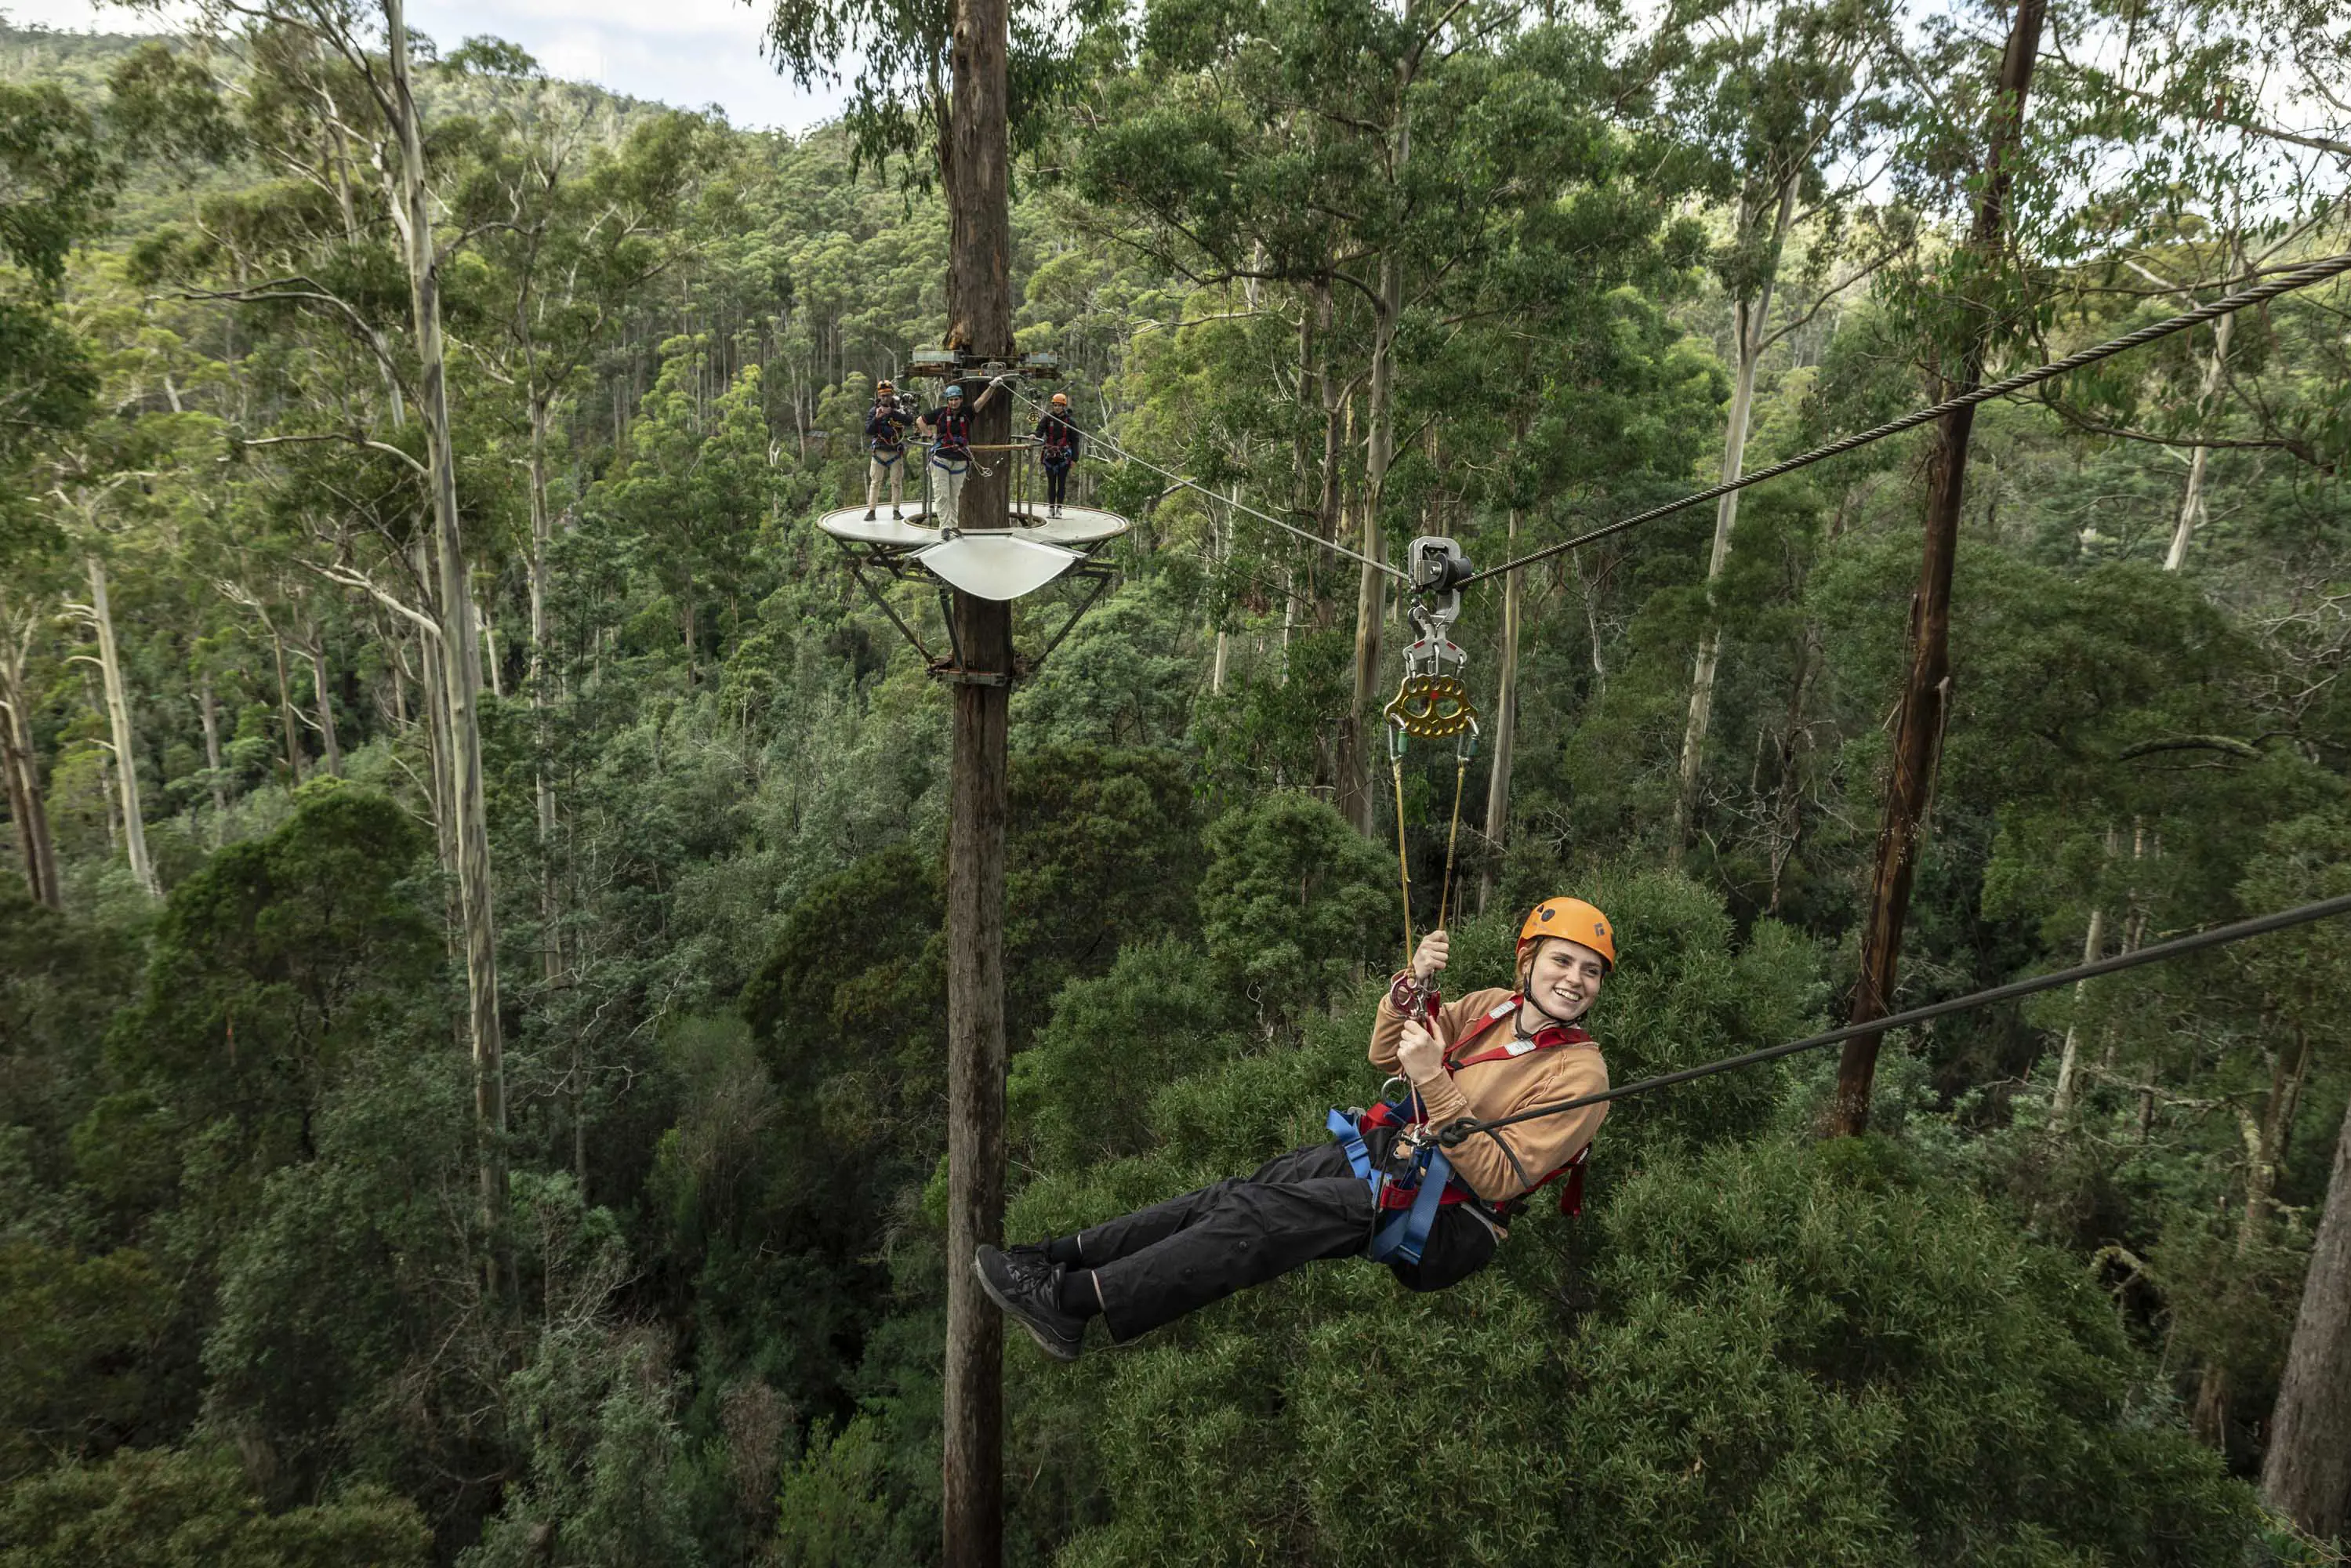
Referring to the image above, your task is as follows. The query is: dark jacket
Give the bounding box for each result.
[1033,412,1083,463]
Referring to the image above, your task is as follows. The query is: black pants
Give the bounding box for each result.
[1043,460,1071,505]
[1072,1133,1498,1341]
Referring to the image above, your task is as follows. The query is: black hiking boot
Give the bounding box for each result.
[863,507,877,521]
[975,1244,1085,1361]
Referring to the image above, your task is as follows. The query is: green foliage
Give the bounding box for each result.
[0,82,114,285]
[0,886,137,1185]
[97,784,437,1185]
[769,1414,930,1568]
[0,1443,430,1567]
[0,1241,169,1480]
[1025,1135,2255,1567]
[0,11,2343,1563]
[463,1317,702,1568]
[1003,744,1201,1038]
[1196,793,1393,1020]
[1010,938,1243,1170]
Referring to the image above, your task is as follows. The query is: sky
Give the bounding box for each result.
[2,0,849,130]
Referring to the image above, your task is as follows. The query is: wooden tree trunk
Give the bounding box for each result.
[271,632,305,784]
[1478,507,1521,915]
[307,633,343,777]
[941,0,1014,1551]
[387,0,508,1262]
[2194,1030,2315,1445]
[198,673,228,822]
[2,618,62,908]
[1828,0,2044,1137]
[5,699,60,912]
[2164,307,2232,572]
[2263,1083,2351,1539]
[2049,899,2106,1120]
[85,557,158,897]
[2,703,50,907]
[529,397,562,986]
[1674,181,1794,853]
[1341,247,1403,836]
[479,593,506,700]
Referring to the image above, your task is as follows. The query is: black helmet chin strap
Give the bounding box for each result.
[1518,989,1584,1033]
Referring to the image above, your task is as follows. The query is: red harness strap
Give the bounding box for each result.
[1374,993,1596,1218]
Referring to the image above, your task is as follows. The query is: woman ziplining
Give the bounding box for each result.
[977,885,2351,1360]
[975,898,1617,1359]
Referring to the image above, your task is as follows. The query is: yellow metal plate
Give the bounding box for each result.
[1383,675,1478,738]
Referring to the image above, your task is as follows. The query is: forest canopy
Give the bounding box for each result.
[1,0,2349,1560]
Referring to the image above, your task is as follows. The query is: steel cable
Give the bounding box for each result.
[1457,252,2351,588]
[1006,385,1408,581]
[1435,889,2351,1147]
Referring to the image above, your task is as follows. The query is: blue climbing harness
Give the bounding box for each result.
[1326,1106,1455,1265]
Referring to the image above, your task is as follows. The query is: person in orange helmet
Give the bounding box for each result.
[976,898,1614,1360]
[1032,390,1082,517]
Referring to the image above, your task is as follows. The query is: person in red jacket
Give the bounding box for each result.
[976,898,1615,1359]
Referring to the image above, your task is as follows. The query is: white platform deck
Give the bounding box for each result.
[816,502,1130,550]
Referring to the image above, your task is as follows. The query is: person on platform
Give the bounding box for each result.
[1032,392,1083,518]
[918,378,1008,531]
[862,379,916,521]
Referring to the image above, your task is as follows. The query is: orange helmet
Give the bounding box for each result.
[1518,897,1614,971]
[1050,391,1069,405]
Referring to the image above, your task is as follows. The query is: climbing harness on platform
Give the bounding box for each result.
[1383,535,1481,968]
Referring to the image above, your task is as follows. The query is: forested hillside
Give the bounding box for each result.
[2,0,2349,1560]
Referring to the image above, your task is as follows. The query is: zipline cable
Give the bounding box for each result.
[1457,250,2351,589]
[1006,384,1408,581]
[1435,888,2351,1149]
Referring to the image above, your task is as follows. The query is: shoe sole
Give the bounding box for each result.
[972,1254,1083,1362]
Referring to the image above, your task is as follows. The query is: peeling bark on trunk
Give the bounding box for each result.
[1830,0,2044,1136]
[307,633,342,777]
[2263,1083,2351,1539]
[271,632,305,785]
[1478,507,1522,916]
[198,673,228,822]
[387,0,508,1271]
[2164,307,2232,572]
[85,557,158,897]
[1341,242,1404,837]
[1675,180,1795,853]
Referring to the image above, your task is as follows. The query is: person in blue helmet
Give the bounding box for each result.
[918,378,1008,530]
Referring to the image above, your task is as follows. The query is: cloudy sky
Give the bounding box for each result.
[2,0,847,130]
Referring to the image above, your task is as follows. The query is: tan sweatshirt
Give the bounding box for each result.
[1367,978,1610,1205]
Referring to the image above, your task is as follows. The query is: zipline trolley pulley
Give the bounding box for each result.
[1383,535,1481,964]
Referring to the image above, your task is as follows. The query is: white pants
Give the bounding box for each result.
[931,459,968,528]
[866,451,905,506]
